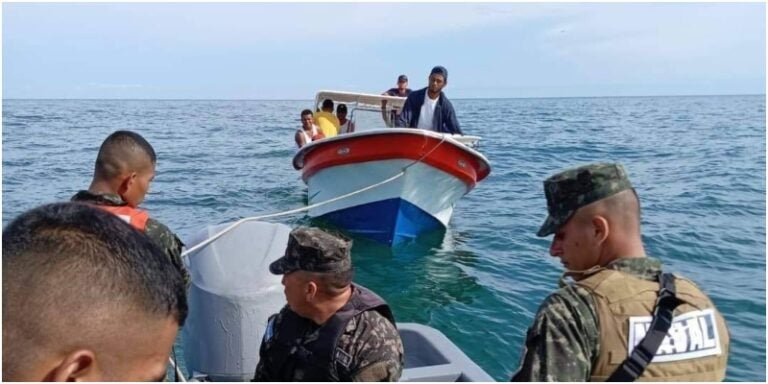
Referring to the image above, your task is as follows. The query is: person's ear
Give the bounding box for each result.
[305,281,318,302]
[117,172,136,195]
[592,215,610,245]
[48,349,101,382]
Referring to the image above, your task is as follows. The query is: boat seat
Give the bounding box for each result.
[398,323,494,382]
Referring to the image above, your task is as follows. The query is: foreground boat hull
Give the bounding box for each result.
[294,129,491,245]
[182,220,495,381]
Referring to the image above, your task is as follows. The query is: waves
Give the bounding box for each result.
[2,95,765,380]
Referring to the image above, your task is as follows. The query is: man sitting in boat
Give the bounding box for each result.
[314,99,341,138]
[396,66,462,135]
[337,103,355,134]
[70,130,189,285]
[2,202,187,381]
[253,227,404,382]
[295,109,325,148]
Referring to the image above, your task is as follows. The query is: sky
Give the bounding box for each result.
[2,2,766,99]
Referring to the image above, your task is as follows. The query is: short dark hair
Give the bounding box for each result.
[430,65,448,82]
[322,99,334,110]
[94,130,156,180]
[337,103,348,113]
[2,203,188,376]
[308,269,354,296]
[301,109,313,118]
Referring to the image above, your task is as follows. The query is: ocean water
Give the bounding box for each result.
[2,95,765,381]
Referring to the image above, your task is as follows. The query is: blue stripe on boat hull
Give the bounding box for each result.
[319,198,444,245]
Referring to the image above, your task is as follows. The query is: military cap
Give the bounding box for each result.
[269,227,352,275]
[537,163,633,237]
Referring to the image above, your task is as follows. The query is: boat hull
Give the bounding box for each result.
[308,159,467,244]
[318,197,443,244]
[294,129,491,245]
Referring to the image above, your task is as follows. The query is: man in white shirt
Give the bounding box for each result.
[395,66,462,134]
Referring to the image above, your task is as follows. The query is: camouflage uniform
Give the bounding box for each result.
[70,191,189,285]
[511,257,663,381]
[253,227,404,382]
[512,163,728,381]
[254,286,404,381]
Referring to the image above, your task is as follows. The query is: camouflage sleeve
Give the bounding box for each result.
[338,310,404,382]
[510,285,599,382]
[144,218,189,286]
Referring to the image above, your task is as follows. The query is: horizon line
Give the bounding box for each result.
[2,93,765,102]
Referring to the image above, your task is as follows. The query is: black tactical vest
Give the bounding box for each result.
[260,284,395,381]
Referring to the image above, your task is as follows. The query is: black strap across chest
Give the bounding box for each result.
[607,272,681,382]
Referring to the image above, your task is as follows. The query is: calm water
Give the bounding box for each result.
[2,95,765,381]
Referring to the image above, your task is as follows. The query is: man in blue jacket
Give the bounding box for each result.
[395,66,462,135]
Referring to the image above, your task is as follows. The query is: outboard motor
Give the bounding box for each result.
[182,221,290,381]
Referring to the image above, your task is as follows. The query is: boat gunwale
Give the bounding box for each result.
[293,129,491,187]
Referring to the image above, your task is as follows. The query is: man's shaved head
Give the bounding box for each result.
[579,188,642,235]
[2,202,187,381]
[94,130,156,180]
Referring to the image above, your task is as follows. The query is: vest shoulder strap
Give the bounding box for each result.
[607,273,681,382]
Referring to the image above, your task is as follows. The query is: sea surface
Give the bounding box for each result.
[2,95,765,381]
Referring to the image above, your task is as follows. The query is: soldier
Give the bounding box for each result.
[2,202,188,381]
[253,227,404,381]
[71,130,188,285]
[511,163,730,381]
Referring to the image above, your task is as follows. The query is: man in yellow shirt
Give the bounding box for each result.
[314,99,340,137]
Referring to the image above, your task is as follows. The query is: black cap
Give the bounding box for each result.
[398,74,408,83]
[430,66,448,81]
[269,227,353,275]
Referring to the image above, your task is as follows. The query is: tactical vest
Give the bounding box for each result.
[96,205,150,231]
[575,269,729,381]
[262,284,395,381]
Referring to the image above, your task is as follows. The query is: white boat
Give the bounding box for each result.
[181,220,495,381]
[293,91,491,246]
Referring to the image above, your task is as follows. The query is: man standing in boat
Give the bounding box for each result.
[381,74,411,127]
[396,66,462,135]
[511,163,730,381]
[71,130,189,285]
[253,227,404,382]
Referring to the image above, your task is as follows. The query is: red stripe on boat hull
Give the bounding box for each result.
[298,133,490,187]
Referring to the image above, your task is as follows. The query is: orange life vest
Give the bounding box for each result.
[97,205,150,231]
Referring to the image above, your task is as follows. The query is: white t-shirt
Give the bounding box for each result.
[417,94,439,130]
[299,124,320,144]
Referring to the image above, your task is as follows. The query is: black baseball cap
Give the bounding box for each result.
[269,227,353,275]
[398,74,408,83]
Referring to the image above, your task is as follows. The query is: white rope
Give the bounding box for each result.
[168,357,187,382]
[181,171,405,258]
[181,134,448,260]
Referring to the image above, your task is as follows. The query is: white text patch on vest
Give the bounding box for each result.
[627,308,722,363]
